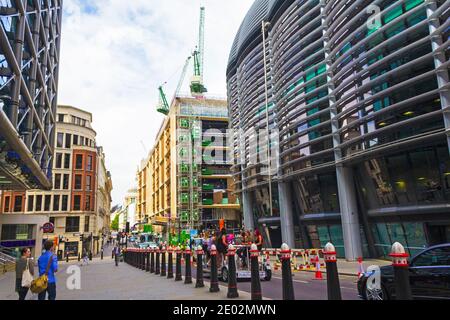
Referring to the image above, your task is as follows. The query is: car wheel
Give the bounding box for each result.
[221,267,229,283]
[365,284,387,300]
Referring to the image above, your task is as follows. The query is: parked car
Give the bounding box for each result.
[138,241,159,250]
[358,243,450,300]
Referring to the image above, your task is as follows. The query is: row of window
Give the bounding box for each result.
[56,132,95,149]
[50,216,90,233]
[54,153,94,171]
[2,193,94,213]
[57,114,88,127]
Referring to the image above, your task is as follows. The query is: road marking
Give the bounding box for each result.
[273,276,309,284]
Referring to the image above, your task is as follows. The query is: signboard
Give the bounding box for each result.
[42,223,54,234]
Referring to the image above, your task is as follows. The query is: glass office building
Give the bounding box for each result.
[227,0,450,259]
[0,0,63,190]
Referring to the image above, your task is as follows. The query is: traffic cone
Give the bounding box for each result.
[357,257,365,277]
[313,257,324,280]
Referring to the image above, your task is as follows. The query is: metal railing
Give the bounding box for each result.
[0,247,16,274]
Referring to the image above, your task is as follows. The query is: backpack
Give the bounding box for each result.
[30,254,54,294]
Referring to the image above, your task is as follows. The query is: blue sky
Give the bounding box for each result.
[57,0,254,205]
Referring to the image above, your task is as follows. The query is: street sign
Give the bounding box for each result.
[43,222,54,234]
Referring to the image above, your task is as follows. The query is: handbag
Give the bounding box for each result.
[21,258,34,288]
[30,254,54,294]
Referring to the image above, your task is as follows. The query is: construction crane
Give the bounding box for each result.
[156,85,170,115]
[175,56,192,97]
[190,7,207,97]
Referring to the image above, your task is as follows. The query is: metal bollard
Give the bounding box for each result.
[167,247,174,279]
[281,243,295,300]
[78,253,81,262]
[175,246,182,281]
[141,250,146,270]
[66,254,69,263]
[390,242,412,300]
[155,248,161,275]
[160,246,167,277]
[227,244,239,298]
[89,251,92,261]
[250,244,262,300]
[323,243,342,300]
[146,249,150,272]
[184,248,193,284]
[195,246,205,288]
[209,245,220,292]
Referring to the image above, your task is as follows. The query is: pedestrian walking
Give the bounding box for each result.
[81,248,89,266]
[15,247,35,300]
[37,240,58,300]
[254,229,264,251]
[216,228,228,268]
[114,246,120,267]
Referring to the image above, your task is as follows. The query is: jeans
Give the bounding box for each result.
[38,282,56,300]
[16,278,29,300]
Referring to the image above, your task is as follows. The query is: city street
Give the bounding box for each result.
[0,248,360,300]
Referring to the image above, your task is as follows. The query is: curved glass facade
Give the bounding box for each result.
[228,0,450,258]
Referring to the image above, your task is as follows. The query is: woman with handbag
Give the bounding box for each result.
[15,247,35,300]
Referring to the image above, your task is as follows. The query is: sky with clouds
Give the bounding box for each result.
[58,0,254,205]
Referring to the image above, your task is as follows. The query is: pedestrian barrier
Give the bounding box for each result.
[262,248,325,272]
[357,256,364,277]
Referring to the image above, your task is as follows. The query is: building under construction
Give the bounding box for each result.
[136,96,241,239]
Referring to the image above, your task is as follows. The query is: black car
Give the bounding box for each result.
[358,243,450,300]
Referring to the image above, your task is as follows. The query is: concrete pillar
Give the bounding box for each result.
[278,182,295,248]
[242,191,254,230]
[336,166,362,261]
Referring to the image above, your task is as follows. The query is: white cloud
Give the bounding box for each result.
[58,0,254,205]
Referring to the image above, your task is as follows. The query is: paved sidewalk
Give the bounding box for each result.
[0,257,253,300]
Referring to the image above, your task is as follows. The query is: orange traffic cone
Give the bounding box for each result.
[313,257,324,280]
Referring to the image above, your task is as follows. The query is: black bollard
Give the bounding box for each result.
[78,253,81,262]
[155,249,161,275]
[390,242,412,300]
[175,247,183,281]
[101,249,104,260]
[115,250,119,267]
[66,254,69,263]
[195,246,205,288]
[167,247,174,279]
[227,245,239,298]
[209,245,220,292]
[323,243,342,300]
[146,249,150,272]
[160,247,167,277]
[112,250,114,259]
[281,244,295,300]
[150,249,155,273]
[250,244,262,300]
[141,250,146,270]
[184,248,193,284]
[89,251,92,261]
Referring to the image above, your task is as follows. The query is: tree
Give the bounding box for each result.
[111,215,119,231]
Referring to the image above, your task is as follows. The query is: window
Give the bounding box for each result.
[64,154,70,169]
[63,174,70,190]
[74,175,82,190]
[4,196,10,212]
[73,135,79,146]
[53,195,60,211]
[65,134,72,149]
[54,174,61,190]
[86,175,91,191]
[44,195,51,212]
[49,217,55,226]
[35,195,42,211]
[61,195,68,212]
[13,196,23,212]
[58,114,64,122]
[27,195,34,212]
[87,155,93,171]
[75,154,83,170]
[85,195,91,211]
[84,216,90,232]
[57,133,63,148]
[55,153,62,169]
[65,217,80,233]
[80,136,84,146]
[413,247,450,267]
[73,195,81,211]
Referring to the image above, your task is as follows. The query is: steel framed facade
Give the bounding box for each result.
[0,0,63,190]
[227,0,450,259]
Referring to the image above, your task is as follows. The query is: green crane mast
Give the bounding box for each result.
[190,7,207,97]
[156,86,170,115]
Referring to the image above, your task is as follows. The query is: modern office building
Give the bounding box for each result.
[227,0,450,259]
[0,0,63,190]
[137,96,240,240]
[0,105,113,259]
